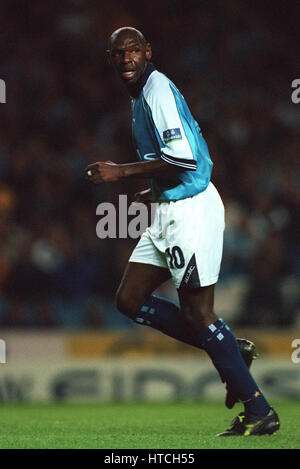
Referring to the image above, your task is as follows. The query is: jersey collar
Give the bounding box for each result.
[130,62,156,98]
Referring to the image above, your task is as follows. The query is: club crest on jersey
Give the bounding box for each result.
[163,128,182,144]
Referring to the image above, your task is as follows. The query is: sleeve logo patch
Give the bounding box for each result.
[163,128,182,144]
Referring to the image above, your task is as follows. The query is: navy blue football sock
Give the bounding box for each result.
[198,318,271,417]
[135,297,270,417]
[135,294,200,349]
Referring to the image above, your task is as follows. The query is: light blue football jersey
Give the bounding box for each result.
[131,63,213,202]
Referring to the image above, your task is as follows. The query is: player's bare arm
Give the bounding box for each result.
[85,158,183,184]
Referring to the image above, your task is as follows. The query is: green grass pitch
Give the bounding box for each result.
[0,401,298,449]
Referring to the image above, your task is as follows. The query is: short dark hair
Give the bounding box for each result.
[108,27,147,50]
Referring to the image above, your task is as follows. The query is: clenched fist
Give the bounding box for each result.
[85,161,122,184]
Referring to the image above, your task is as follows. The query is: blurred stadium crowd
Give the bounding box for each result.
[0,0,299,328]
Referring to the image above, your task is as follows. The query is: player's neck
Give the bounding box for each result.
[127,62,156,98]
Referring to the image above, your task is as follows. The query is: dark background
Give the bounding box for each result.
[0,0,299,329]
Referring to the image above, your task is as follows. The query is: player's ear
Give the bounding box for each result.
[145,43,152,61]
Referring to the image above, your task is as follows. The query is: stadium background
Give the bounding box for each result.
[0,0,299,405]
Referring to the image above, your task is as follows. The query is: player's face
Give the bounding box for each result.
[109,35,152,86]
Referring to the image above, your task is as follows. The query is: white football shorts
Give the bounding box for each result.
[129,182,225,289]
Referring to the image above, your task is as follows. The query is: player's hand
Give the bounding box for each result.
[85,161,122,184]
[132,188,153,206]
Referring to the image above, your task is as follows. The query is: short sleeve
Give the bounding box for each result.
[143,75,197,171]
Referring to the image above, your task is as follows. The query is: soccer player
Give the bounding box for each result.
[86,27,280,436]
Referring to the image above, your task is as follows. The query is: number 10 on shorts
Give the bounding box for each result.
[165,246,185,269]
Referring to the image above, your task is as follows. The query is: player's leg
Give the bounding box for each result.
[116,261,171,319]
[165,184,278,431]
[116,261,205,346]
[176,282,259,409]
[178,284,274,422]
